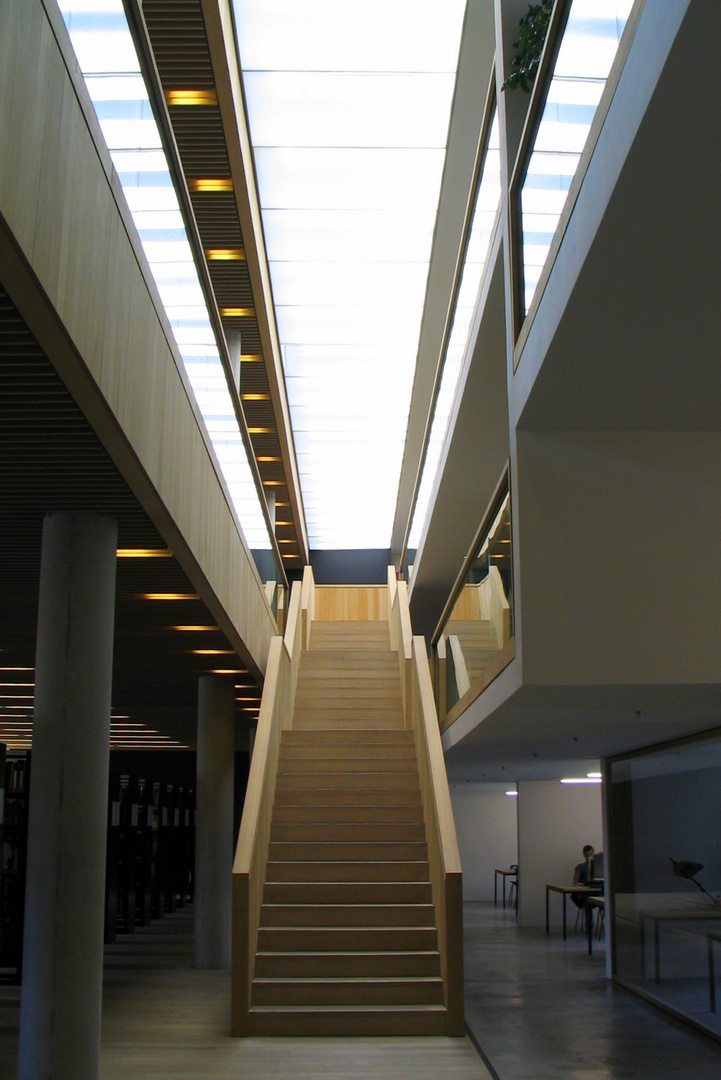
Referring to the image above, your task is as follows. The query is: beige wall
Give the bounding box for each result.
[515,430,721,688]
[0,0,274,675]
[450,784,518,902]
[517,780,603,928]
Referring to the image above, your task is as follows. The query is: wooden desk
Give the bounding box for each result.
[546,884,602,941]
[494,868,517,909]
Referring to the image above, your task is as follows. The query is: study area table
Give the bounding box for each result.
[494,868,517,909]
[546,884,603,941]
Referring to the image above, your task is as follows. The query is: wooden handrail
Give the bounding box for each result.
[447,635,471,699]
[231,580,303,1035]
[388,569,413,727]
[301,564,315,650]
[411,636,464,1035]
[386,565,397,648]
[489,564,511,650]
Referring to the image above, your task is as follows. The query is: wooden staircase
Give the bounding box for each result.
[247,620,447,1036]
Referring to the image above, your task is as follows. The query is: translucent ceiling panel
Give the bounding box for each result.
[58,1,272,554]
[408,112,501,550]
[234,0,467,548]
[520,0,633,314]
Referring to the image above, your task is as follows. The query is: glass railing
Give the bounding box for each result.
[514,0,633,324]
[407,100,501,554]
[58,0,282,587]
[433,477,514,721]
[608,733,721,1039]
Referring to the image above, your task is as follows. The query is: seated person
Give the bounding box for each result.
[571,845,597,929]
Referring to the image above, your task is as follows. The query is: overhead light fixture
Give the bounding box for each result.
[221,307,255,318]
[241,354,263,362]
[242,393,270,401]
[506,791,518,797]
[116,548,172,558]
[139,593,199,601]
[275,519,292,525]
[560,777,602,784]
[189,649,235,656]
[172,625,220,632]
[208,669,246,675]
[190,178,233,193]
[165,89,217,107]
[206,248,245,260]
[248,427,273,434]
[262,480,284,487]
[0,667,34,672]
[587,772,602,779]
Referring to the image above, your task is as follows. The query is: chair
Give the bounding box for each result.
[508,865,518,914]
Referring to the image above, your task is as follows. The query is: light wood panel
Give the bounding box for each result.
[314,585,388,622]
[411,637,464,1036]
[0,0,275,677]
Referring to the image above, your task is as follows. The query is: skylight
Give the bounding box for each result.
[233,0,467,549]
[58,0,273,557]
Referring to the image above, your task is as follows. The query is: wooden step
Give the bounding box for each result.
[292,716,405,730]
[263,881,432,906]
[276,772,419,791]
[281,729,413,746]
[266,860,430,883]
[260,903,435,928]
[278,756,416,774]
[248,1004,447,1037]
[270,822,426,844]
[256,926,438,952]
[272,804,423,824]
[280,743,415,761]
[254,949,441,979]
[268,841,428,862]
[273,788,421,807]
[252,976,444,1007]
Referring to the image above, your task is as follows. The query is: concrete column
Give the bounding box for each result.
[195,676,235,968]
[18,513,117,1080]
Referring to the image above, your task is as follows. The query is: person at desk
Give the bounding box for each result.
[571,845,598,930]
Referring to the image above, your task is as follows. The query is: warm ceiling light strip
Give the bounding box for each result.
[258,456,282,463]
[248,427,273,434]
[165,89,217,106]
[172,625,220,632]
[221,307,256,318]
[241,393,270,401]
[241,354,263,362]
[139,593,199,601]
[0,667,34,671]
[208,669,246,675]
[262,480,284,487]
[116,548,173,558]
[189,649,235,656]
[189,178,233,192]
[205,248,245,261]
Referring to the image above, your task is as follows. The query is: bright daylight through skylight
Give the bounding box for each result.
[233,0,467,548]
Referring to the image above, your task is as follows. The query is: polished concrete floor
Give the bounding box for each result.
[1,903,720,1078]
[464,902,721,1080]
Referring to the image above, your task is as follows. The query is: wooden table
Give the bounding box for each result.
[494,868,517,909]
[546,884,602,941]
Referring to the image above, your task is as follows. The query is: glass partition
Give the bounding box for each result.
[514,0,633,324]
[434,479,513,722]
[609,733,721,1038]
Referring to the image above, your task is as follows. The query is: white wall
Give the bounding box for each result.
[450,783,518,901]
[517,780,602,927]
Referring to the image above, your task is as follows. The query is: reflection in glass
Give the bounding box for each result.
[435,482,514,719]
[609,735,721,1038]
[520,0,633,314]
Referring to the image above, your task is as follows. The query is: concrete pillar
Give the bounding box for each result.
[18,513,117,1080]
[195,676,235,968]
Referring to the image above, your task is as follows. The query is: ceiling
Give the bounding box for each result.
[0,283,261,752]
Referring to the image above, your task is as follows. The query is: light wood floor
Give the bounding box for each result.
[0,907,489,1080]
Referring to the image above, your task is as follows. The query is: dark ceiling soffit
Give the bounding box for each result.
[124,0,290,589]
